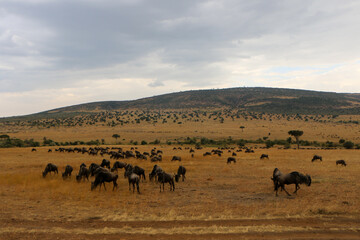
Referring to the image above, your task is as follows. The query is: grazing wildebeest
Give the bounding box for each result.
[91,170,118,191]
[336,160,347,166]
[151,156,162,162]
[111,161,127,172]
[260,154,269,159]
[124,169,140,194]
[42,163,58,177]
[171,156,181,161]
[76,166,90,182]
[271,168,311,196]
[48,149,52,153]
[149,165,163,181]
[100,159,111,169]
[31,148,37,152]
[62,165,73,179]
[89,163,100,176]
[312,155,322,162]
[80,163,86,169]
[203,152,211,156]
[175,166,186,182]
[227,157,236,164]
[232,152,237,156]
[125,165,145,181]
[157,171,175,192]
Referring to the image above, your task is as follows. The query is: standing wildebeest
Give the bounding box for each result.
[171,156,181,161]
[271,168,311,196]
[157,171,175,192]
[42,163,58,177]
[111,161,127,172]
[89,163,100,176]
[227,157,236,164]
[62,165,73,179]
[124,168,140,194]
[175,166,186,182]
[260,154,269,159]
[126,165,145,181]
[48,149,52,153]
[31,148,37,152]
[203,152,211,156]
[100,159,111,169]
[91,169,118,191]
[76,166,90,182]
[312,155,322,162]
[149,165,163,181]
[336,160,347,166]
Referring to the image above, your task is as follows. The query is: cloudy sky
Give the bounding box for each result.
[1,0,360,117]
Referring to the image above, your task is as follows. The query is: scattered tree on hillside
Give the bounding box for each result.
[240,126,245,132]
[288,130,303,149]
[112,134,120,144]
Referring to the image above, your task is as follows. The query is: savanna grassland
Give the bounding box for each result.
[0,109,360,239]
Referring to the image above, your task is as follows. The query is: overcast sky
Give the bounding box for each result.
[1,0,360,117]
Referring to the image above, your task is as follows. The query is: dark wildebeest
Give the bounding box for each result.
[336,160,347,166]
[227,157,236,164]
[149,165,163,181]
[62,165,73,179]
[151,156,162,162]
[48,149,52,153]
[203,152,211,156]
[271,168,311,196]
[171,156,181,161]
[131,166,146,181]
[157,171,175,192]
[312,155,322,162]
[31,148,37,152]
[260,154,269,159]
[91,170,118,191]
[42,163,58,177]
[111,161,127,172]
[100,159,111,169]
[175,166,186,182]
[89,163,100,176]
[124,168,140,194]
[76,166,90,182]
[80,163,86,169]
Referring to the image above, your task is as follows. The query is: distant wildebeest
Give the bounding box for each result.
[124,168,140,194]
[271,168,311,196]
[175,166,186,182]
[232,152,237,156]
[336,160,347,166]
[100,159,111,169]
[171,156,181,161]
[260,154,269,159]
[312,155,322,162]
[111,161,127,172]
[31,148,37,152]
[203,152,211,156]
[157,171,175,192]
[128,165,146,181]
[48,149,52,153]
[227,157,236,164]
[151,156,162,162]
[42,163,58,177]
[80,163,86,169]
[62,165,73,179]
[91,169,118,191]
[76,166,90,182]
[245,148,254,153]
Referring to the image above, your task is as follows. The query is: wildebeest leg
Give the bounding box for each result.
[282,185,291,196]
[128,182,131,191]
[182,175,185,181]
[113,181,117,191]
[136,182,140,194]
[294,184,300,193]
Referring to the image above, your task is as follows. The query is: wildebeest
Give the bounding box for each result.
[111,161,127,172]
[31,148,37,152]
[126,165,145,181]
[260,154,269,159]
[62,165,73,179]
[171,156,181,161]
[42,163,58,177]
[312,155,322,162]
[91,170,118,191]
[89,163,100,176]
[76,166,90,182]
[124,169,140,194]
[151,156,162,162]
[175,166,186,182]
[227,157,236,164]
[203,152,211,156]
[336,160,347,166]
[100,159,111,169]
[48,149,52,153]
[149,165,163,181]
[271,168,311,196]
[157,171,175,192]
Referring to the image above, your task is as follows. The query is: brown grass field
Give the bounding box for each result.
[0,114,360,239]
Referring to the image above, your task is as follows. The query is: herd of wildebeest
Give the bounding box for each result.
[36,146,348,196]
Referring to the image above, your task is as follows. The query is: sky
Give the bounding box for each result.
[1,0,360,117]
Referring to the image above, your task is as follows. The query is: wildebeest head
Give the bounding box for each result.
[175,174,180,182]
[42,171,46,178]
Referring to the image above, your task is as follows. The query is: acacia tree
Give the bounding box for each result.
[288,130,303,149]
[112,134,120,144]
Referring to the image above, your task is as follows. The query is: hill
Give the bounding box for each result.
[3,87,360,120]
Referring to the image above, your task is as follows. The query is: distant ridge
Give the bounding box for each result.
[6,87,360,119]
